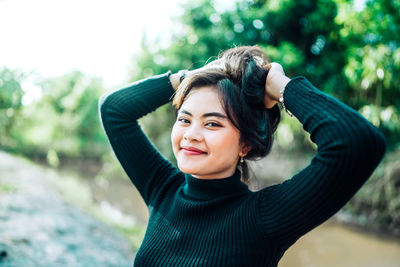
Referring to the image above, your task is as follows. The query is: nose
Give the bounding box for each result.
[183,123,203,142]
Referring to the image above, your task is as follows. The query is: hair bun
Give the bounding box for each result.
[241,57,268,105]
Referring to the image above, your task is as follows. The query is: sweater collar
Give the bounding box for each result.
[183,169,249,201]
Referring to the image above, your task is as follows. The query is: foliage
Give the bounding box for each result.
[129,0,400,158]
[0,68,25,149]
[35,71,108,158]
[0,69,109,164]
[339,0,400,144]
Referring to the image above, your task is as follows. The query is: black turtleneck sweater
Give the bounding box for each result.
[99,72,386,266]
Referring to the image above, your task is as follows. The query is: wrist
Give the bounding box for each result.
[278,79,293,117]
[266,73,290,101]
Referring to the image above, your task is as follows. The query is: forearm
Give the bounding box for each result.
[284,77,386,153]
[283,77,386,189]
[100,71,175,122]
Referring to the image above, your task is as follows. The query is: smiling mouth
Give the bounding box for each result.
[181,148,206,155]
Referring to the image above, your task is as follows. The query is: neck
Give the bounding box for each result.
[191,169,237,180]
[183,169,249,201]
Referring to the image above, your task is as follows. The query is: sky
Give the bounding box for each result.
[0,0,183,88]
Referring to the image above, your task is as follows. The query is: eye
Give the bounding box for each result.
[177,117,190,124]
[205,122,221,127]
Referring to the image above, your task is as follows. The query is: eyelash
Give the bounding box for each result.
[177,118,221,127]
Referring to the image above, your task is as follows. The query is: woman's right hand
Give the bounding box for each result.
[264,62,290,109]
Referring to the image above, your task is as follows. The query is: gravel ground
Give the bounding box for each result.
[0,151,134,267]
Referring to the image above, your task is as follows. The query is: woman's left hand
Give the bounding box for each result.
[264,62,290,109]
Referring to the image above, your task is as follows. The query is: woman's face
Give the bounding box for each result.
[171,86,246,179]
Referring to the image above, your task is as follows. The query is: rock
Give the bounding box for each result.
[0,151,134,267]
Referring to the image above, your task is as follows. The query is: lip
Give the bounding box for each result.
[181,146,206,155]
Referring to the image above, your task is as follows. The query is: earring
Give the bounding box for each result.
[240,156,244,164]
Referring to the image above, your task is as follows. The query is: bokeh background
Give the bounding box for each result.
[1,0,400,266]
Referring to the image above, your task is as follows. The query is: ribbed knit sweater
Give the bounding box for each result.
[99,72,386,266]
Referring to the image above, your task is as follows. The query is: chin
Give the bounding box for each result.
[177,162,204,176]
[177,156,204,172]
[178,166,199,175]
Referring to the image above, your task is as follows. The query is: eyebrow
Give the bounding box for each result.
[179,109,227,119]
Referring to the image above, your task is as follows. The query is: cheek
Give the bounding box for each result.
[209,131,241,154]
[171,124,182,151]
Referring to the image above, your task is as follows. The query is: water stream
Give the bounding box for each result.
[279,221,400,267]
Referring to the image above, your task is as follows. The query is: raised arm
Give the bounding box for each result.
[99,72,184,206]
[258,66,386,247]
[98,59,225,206]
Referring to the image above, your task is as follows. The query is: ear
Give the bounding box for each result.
[239,143,252,157]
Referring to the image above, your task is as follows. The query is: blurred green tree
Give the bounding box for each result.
[129,0,400,156]
[338,0,400,144]
[1,70,109,163]
[30,71,109,159]
[0,67,25,149]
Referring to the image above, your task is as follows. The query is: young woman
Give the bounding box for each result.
[99,46,386,266]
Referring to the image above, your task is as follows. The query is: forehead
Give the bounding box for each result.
[180,87,225,114]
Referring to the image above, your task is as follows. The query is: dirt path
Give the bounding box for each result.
[0,151,134,266]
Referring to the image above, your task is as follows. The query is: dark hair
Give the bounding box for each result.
[173,46,281,183]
